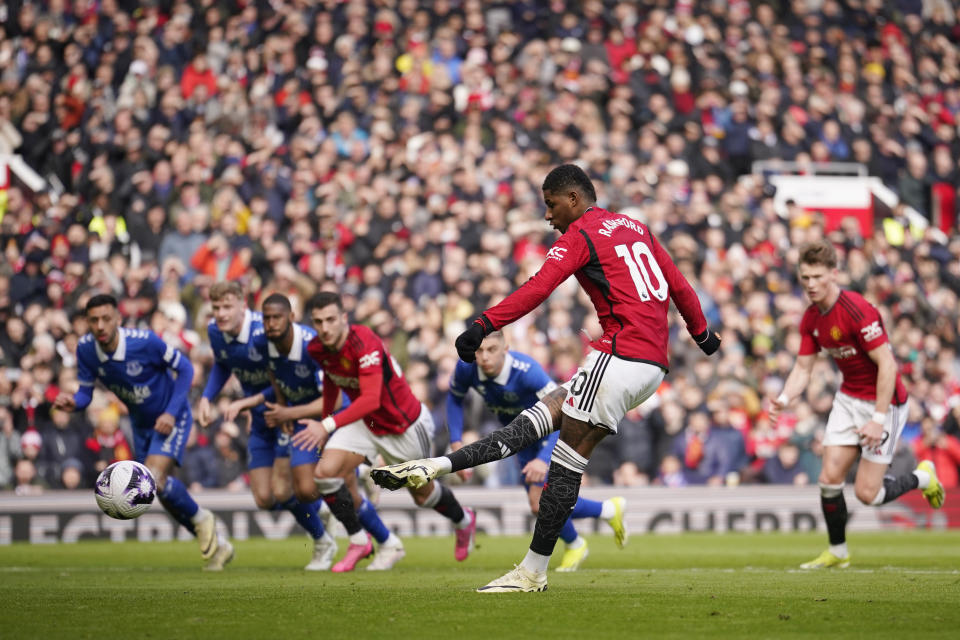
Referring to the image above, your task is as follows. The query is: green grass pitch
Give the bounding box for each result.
[2,531,959,639]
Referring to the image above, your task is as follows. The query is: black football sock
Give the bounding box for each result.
[529,442,587,557]
[879,473,919,504]
[422,482,466,524]
[820,484,847,545]
[322,483,363,535]
[447,402,554,472]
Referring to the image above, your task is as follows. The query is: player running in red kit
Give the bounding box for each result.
[770,240,943,570]
[291,292,476,568]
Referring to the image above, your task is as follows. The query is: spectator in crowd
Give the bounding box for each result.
[59,458,86,490]
[37,407,90,488]
[14,459,45,496]
[0,407,21,489]
[83,405,133,478]
[182,423,219,492]
[759,442,810,486]
[213,421,247,491]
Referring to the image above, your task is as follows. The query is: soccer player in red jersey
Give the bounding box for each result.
[769,240,944,569]
[291,292,477,566]
[373,164,720,592]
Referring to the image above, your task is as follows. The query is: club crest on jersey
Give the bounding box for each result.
[341,357,351,369]
[294,363,311,378]
[126,361,143,377]
[248,346,263,362]
[830,326,842,341]
[545,246,567,262]
[220,349,229,359]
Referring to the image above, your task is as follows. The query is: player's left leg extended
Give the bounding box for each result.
[371,387,568,490]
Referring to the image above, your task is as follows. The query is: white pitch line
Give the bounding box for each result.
[590,567,960,575]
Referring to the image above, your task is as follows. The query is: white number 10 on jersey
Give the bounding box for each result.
[615,242,668,302]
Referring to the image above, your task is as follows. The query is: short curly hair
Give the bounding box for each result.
[542,164,597,203]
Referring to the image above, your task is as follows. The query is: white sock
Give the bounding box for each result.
[317,532,335,545]
[829,542,848,558]
[384,532,402,548]
[318,501,332,515]
[455,507,473,529]
[520,549,550,574]
[566,536,586,550]
[191,509,211,525]
[869,487,886,506]
[349,531,368,545]
[913,469,931,489]
[431,457,453,474]
[600,500,616,520]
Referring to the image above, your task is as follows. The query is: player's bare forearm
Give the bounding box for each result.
[283,397,327,422]
[235,393,265,411]
[869,345,897,414]
[780,355,815,403]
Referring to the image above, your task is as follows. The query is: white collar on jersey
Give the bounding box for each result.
[478,352,513,385]
[95,328,128,363]
[267,324,304,361]
[225,309,252,344]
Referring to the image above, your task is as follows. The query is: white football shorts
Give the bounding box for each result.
[823,391,908,464]
[560,349,666,433]
[325,403,436,464]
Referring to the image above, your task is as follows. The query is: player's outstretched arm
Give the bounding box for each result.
[770,354,816,421]
[223,392,266,422]
[264,396,326,426]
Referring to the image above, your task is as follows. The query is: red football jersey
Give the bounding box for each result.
[798,289,908,404]
[306,324,422,435]
[483,207,707,369]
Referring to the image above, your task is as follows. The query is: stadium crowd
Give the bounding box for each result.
[2,0,960,495]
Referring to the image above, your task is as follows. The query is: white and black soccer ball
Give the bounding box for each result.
[94,460,157,520]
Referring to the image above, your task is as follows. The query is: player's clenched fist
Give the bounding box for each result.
[693,329,721,355]
[456,315,494,362]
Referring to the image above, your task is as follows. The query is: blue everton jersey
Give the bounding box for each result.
[76,328,193,423]
[260,322,324,405]
[203,309,272,400]
[446,350,558,443]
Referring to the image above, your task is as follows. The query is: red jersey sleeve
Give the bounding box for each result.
[483,231,590,330]
[649,232,707,336]
[327,332,385,429]
[851,300,889,353]
[798,308,820,356]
